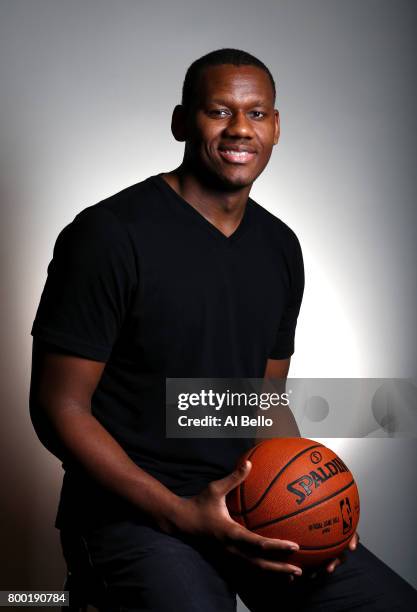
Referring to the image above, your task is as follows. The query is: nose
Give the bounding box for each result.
[224,110,254,138]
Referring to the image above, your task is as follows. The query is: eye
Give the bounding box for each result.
[249,110,266,119]
[207,109,231,118]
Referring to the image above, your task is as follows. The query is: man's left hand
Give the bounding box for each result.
[325,532,359,574]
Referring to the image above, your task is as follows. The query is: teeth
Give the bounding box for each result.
[223,150,251,156]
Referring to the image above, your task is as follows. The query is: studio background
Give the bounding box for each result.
[1,0,416,608]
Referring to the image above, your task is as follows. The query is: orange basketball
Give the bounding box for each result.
[226,438,360,567]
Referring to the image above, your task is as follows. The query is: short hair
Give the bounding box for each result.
[181,48,276,109]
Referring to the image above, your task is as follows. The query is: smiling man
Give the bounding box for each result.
[30,49,416,611]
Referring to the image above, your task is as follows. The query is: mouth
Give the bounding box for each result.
[218,145,257,165]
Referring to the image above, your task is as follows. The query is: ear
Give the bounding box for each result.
[171,104,187,142]
[273,109,280,145]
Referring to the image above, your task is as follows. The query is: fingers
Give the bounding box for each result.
[228,528,301,574]
[249,558,303,575]
[228,526,299,554]
[325,557,341,573]
[326,533,359,573]
[225,524,302,574]
[230,545,302,575]
[349,532,359,551]
[209,460,252,497]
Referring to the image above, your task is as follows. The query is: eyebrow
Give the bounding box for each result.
[208,98,269,107]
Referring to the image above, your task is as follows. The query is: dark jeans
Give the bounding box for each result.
[60,519,417,612]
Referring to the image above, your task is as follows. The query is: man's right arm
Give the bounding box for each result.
[29,339,189,533]
[30,339,302,576]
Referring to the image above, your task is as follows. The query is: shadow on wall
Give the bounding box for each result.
[0,378,66,593]
[0,175,66,594]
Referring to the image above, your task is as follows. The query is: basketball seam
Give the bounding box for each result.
[250,480,356,530]
[240,441,264,522]
[239,469,248,528]
[233,443,324,516]
[299,533,355,551]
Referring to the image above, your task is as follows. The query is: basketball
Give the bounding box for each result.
[226,438,360,567]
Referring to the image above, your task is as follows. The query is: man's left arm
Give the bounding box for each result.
[255,357,301,440]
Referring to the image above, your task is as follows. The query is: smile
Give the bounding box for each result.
[218,149,257,164]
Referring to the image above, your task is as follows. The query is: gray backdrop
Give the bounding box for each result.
[1,0,416,608]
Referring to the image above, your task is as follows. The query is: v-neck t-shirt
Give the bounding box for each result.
[31,174,304,529]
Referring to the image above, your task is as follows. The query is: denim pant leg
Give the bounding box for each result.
[60,520,237,612]
[61,523,417,612]
[233,544,417,612]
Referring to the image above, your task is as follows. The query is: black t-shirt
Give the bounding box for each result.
[31,174,304,529]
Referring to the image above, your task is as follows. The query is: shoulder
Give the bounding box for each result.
[57,175,160,244]
[91,175,164,225]
[249,197,302,253]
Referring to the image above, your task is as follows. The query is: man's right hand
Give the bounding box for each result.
[169,460,303,577]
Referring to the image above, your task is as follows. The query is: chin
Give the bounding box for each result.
[223,171,260,190]
[211,166,258,190]
[193,157,259,191]
[225,177,253,190]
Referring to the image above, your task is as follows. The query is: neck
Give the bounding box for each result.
[161,164,252,237]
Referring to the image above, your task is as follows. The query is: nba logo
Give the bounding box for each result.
[340,497,353,534]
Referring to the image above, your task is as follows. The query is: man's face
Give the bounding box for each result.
[183,64,279,190]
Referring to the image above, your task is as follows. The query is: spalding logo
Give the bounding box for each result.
[310,451,322,464]
[287,457,350,505]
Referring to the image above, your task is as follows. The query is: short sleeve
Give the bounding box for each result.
[31,206,138,361]
[269,233,304,359]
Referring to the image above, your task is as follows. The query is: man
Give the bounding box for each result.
[30,49,416,611]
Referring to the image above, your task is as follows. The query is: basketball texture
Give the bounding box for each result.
[226,438,360,567]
